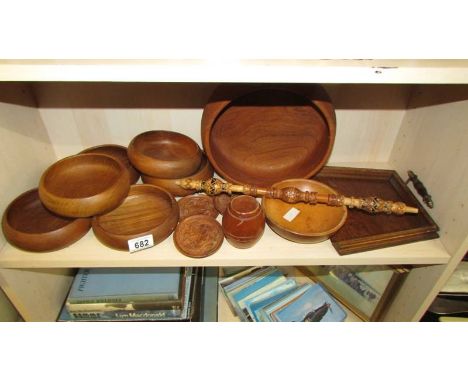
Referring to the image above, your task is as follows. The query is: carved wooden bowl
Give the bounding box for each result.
[128,130,202,178]
[141,153,214,197]
[177,194,218,221]
[92,184,179,251]
[80,144,140,184]
[202,84,336,187]
[2,188,91,252]
[173,214,224,258]
[39,154,130,218]
[262,179,348,244]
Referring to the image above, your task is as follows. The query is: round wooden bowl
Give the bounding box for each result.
[201,84,336,187]
[262,179,348,244]
[92,184,179,251]
[128,130,202,178]
[177,194,218,221]
[141,153,214,197]
[173,214,224,258]
[2,188,91,252]
[39,153,130,218]
[80,144,140,184]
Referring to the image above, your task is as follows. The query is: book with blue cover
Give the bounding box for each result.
[58,268,200,322]
[66,267,184,307]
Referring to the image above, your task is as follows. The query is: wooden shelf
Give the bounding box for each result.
[0,223,450,269]
[1,59,468,83]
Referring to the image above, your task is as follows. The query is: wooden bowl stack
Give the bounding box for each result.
[129,130,214,196]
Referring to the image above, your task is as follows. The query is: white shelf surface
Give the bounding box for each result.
[0,224,450,269]
[1,59,468,83]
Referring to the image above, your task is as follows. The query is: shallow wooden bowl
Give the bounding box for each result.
[173,214,224,258]
[262,179,348,244]
[128,130,202,178]
[39,153,130,218]
[80,144,140,184]
[141,153,214,197]
[202,84,336,187]
[2,188,91,252]
[92,184,179,251]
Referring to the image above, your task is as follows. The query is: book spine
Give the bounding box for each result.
[66,299,182,313]
[67,292,179,305]
[68,308,183,321]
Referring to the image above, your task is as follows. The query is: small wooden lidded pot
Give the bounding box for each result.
[177,194,218,221]
[38,153,130,218]
[80,144,140,184]
[2,188,91,252]
[92,184,179,251]
[173,214,224,258]
[128,130,202,178]
[222,195,265,249]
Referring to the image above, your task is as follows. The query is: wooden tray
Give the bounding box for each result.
[314,166,439,255]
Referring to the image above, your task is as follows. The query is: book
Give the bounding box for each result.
[65,267,185,310]
[200,267,219,322]
[260,283,347,322]
[59,268,196,322]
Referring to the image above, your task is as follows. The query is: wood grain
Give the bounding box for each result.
[201,84,336,187]
[2,188,91,252]
[314,166,439,255]
[173,215,223,258]
[141,153,213,197]
[263,179,347,244]
[80,144,140,184]
[92,184,179,251]
[39,153,130,218]
[128,130,202,178]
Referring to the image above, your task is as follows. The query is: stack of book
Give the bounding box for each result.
[58,267,210,322]
[220,267,347,322]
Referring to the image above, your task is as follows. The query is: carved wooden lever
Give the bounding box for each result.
[176,178,419,215]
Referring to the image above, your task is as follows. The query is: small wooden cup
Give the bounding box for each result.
[222,195,265,249]
[92,184,179,251]
[141,153,214,197]
[173,214,224,258]
[39,153,130,218]
[2,188,91,252]
[80,144,140,184]
[128,130,202,178]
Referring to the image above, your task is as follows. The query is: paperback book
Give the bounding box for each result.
[59,268,200,322]
[65,267,185,313]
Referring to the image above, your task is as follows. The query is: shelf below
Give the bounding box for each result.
[0,223,450,269]
[217,267,363,322]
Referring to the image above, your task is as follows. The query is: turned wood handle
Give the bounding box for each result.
[176,178,419,215]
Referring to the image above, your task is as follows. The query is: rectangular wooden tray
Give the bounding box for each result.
[314,166,439,255]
